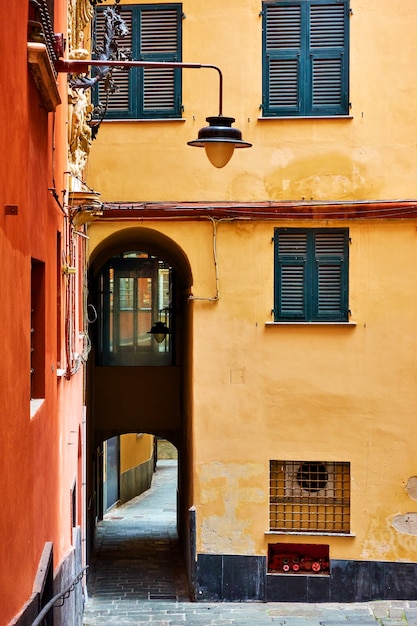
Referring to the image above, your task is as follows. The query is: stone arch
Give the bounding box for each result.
[89,226,193,291]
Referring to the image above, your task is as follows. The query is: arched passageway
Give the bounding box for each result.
[85,228,194,598]
[83,458,190,622]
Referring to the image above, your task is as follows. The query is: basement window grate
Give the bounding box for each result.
[269,460,350,533]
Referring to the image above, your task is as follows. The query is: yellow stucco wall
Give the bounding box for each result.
[88,218,417,564]
[87,0,417,202]
[85,0,417,567]
[120,433,154,473]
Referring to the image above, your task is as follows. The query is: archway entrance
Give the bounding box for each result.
[85,227,193,596]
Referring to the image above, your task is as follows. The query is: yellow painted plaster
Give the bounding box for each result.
[197,462,266,555]
[120,433,153,474]
[87,0,417,201]
[88,219,417,562]
[86,0,417,567]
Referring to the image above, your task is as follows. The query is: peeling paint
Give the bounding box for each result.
[264,153,383,200]
[406,476,417,502]
[198,463,265,554]
[362,511,417,561]
[392,513,417,536]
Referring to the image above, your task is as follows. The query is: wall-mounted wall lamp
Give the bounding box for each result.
[55,59,252,168]
[147,320,170,344]
[147,306,171,343]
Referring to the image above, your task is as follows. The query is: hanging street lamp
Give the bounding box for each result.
[55,58,252,168]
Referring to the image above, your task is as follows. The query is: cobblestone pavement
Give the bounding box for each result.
[83,461,417,626]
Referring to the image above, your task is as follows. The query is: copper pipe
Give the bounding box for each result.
[92,199,417,221]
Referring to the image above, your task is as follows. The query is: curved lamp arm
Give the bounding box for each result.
[56,59,224,116]
[55,58,251,167]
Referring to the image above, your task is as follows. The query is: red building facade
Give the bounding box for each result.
[1,1,88,623]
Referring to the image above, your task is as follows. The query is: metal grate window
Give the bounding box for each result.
[270,460,350,533]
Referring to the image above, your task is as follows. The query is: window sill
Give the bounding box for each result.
[265,531,355,537]
[95,117,186,123]
[258,115,353,121]
[27,42,61,112]
[265,321,357,326]
[30,398,45,418]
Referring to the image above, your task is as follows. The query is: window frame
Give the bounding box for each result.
[95,253,174,367]
[31,259,46,401]
[273,228,349,322]
[262,0,350,117]
[93,3,183,120]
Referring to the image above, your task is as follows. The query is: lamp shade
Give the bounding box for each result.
[148,321,169,343]
[188,116,252,168]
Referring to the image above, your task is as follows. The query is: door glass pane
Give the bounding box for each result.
[108,268,114,352]
[137,276,152,347]
[118,277,134,347]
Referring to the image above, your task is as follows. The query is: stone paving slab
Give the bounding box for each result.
[84,597,417,625]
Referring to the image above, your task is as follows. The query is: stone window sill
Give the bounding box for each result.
[258,115,353,120]
[265,321,357,326]
[27,42,61,112]
[265,530,356,537]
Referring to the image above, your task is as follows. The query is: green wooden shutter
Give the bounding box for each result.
[94,8,134,118]
[93,5,182,120]
[274,229,348,321]
[139,5,182,117]
[308,2,349,115]
[263,3,302,115]
[274,230,308,320]
[263,0,349,117]
[313,230,348,320]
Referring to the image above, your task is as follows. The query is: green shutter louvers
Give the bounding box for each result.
[274,228,349,321]
[263,0,349,117]
[93,4,182,120]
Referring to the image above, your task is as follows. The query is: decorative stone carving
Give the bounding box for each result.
[68,85,93,181]
[68,0,93,52]
[67,1,94,187]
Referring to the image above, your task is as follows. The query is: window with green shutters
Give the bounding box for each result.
[273,228,349,321]
[93,4,182,119]
[262,0,349,116]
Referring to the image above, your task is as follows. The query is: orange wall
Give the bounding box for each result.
[0,2,84,622]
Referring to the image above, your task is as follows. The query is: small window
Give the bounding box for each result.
[56,232,62,368]
[269,460,350,533]
[273,228,349,321]
[93,4,183,119]
[31,259,46,400]
[262,0,349,117]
